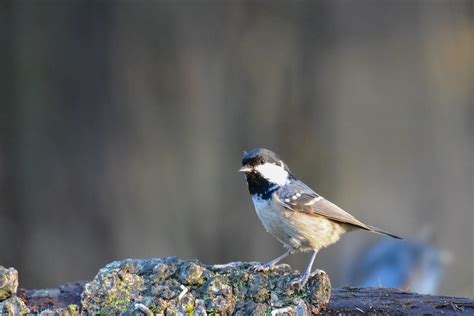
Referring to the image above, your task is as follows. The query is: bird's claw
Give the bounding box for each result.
[311,269,326,276]
[290,275,308,290]
[251,263,277,272]
[290,269,326,290]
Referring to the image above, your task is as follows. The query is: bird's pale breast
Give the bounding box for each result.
[251,194,350,252]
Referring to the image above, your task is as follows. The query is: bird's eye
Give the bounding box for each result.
[259,158,265,164]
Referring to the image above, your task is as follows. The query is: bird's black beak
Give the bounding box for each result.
[238,165,253,173]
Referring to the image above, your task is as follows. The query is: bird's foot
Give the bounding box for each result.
[290,269,326,290]
[251,263,278,272]
[311,269,326,276]
[290,274,309,290]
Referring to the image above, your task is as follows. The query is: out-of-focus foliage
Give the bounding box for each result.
[0,1,472,297]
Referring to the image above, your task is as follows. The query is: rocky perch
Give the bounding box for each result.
[2,258,474,315]
[81,257,331,314]
[0,266,29,314]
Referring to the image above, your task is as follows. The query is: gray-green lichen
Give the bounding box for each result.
[0,266,29,315]
[0,295,29,315]
[81,257,331,315]
[0,266,19,301]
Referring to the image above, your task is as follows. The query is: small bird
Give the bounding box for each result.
[239,148,401,287]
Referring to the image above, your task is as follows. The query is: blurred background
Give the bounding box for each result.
[1,1,472,298]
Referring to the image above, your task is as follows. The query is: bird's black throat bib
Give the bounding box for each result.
[245,172,279,199]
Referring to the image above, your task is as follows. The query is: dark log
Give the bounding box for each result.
[329,287,474,315]
[17,281,86,314]
[17,283,474,315]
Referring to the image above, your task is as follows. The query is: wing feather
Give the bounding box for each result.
[275,180,372,231]
[274,179,401,239]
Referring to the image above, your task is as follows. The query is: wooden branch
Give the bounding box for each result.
[18,281,85,314]
[3,260,473,315]
[328,287,474,315]
[17,282,474,315]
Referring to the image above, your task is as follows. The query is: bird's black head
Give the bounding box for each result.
[239,148,292,198]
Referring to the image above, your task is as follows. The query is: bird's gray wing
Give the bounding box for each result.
[275,180,401,239]
[275,180,372,230]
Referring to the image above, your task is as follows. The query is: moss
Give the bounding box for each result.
[186,302,195,315]
[0,267,19,301]
[67,304,80,315]
[0,296,29,315]
[89,271,145,313]
[256,287,270,302]
[82,258,331,314]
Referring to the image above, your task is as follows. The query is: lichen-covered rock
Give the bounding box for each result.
[82,259,146,314]
[178,262,207,286]
[81,257,331,315]
[34,304,80,316]
[0,295,30,314]
[0,266,19,301]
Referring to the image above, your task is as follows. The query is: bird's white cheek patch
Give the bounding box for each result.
[256,163,290,185]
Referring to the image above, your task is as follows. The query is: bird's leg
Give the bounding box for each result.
[291,250,318,288]
[265,249,292,266]
[252,249,292,272]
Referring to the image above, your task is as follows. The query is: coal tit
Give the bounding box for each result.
[239,148,401,287]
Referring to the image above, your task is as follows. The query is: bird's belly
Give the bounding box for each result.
[252,196,294,246]
[288,212,350,251]
[251,195,349,251]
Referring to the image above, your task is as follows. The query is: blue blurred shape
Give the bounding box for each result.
[346,238,448,295]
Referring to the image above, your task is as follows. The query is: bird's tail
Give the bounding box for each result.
[368,225,402,239]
